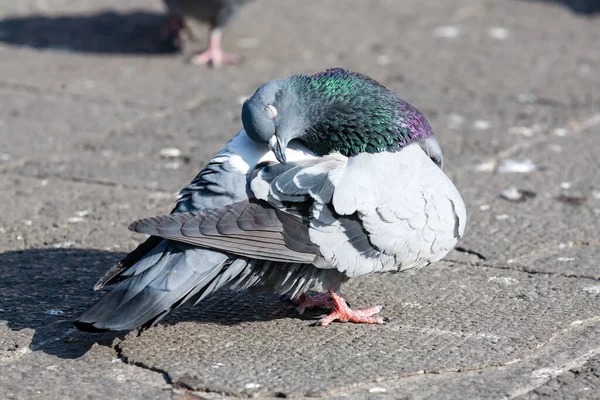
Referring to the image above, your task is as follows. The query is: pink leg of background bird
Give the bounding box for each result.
[315,291,385,326]
[190,28,240,67]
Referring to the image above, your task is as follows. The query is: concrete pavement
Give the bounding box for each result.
[1,0,600,398]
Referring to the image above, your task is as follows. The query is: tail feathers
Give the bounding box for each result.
[76,240,237,331]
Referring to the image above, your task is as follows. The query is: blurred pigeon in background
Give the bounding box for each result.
[162,0,254,66]
[75,68,466,331]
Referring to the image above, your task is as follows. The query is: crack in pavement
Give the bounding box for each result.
[508,346,600,399]
[324,316,600,398]
[441,259,600,282]
[453,246,487,260]
[3,169,177,197]
[114,340,174,387]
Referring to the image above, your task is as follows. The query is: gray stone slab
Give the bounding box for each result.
[1,0,599,398]
[0,175,173,252]
[450,125,600,268]
[118,264,600,397]
[0,245,170,400]
[0,89,150,161]
[4,99,242,193]
[0,331,170,400]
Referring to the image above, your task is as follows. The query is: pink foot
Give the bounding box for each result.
[294,292,333,315]
[190,48,239,67]
[315,291,386,326]
[190,28,239,67]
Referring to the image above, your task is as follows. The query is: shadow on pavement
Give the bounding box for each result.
[0,11,180,54]
[0,248,299,360]
[525,0,600,14]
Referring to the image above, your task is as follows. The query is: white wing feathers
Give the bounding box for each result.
[251,143,466,278]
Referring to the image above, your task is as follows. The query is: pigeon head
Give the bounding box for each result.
[241,68,435,163]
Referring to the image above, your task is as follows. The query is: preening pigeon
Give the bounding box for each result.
[75,68,466,331]
[162,0,254,66]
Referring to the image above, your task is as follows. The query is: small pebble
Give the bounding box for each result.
[487,26,509,39]
[497,159,536,174]
[479,204,491,211]
[500,187,536,202]
[447,113,465,129]
[496,214,510,220]
[582,286,600,295]
[553,128,568,137]
[67,217,85,223]
[556,257,575,262]
[244,383,262,389]
[473,120,492,130]
[45,309,65,316]
[369,387,388,393]
[560,182,572,190]
[475,160,496,172]
[159,147,182,158]
[433,25,461,39]
[53,241,75,249]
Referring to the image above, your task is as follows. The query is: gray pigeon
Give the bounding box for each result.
[75,68,466,331]
[162,0,254,66]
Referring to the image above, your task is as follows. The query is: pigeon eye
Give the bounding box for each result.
[264,105,278,119]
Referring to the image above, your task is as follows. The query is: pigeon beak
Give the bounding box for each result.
[269,135,287,164]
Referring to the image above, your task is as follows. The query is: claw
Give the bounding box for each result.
[312,291,386,326]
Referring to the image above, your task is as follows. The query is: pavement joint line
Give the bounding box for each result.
[508,345,600,399]
[0,80,165,111]
[506,241,600,264]
[3,170,176,196]
[440,259,600,282]
[328,318,600,398]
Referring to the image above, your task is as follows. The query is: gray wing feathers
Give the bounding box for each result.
[76,241,232,331]
[129,201,320,264]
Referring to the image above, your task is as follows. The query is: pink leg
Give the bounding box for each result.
[294,292,334,315]
[315,291,386,326]
[190,28,240,67]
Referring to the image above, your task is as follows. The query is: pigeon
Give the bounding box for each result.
[75,68,466,331]
[162,0,254,66]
